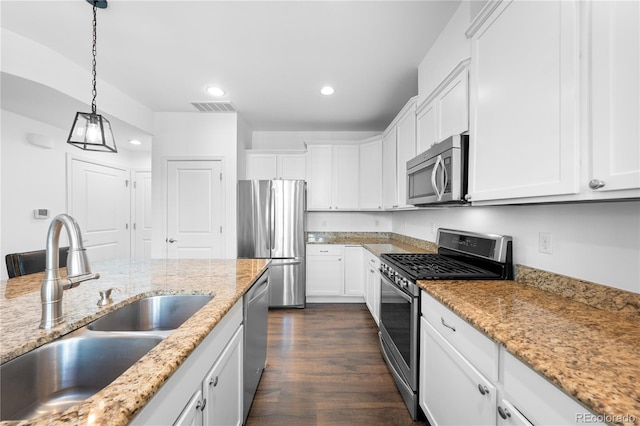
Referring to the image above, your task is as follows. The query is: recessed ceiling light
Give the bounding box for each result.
[128,139,142,145]
[206,86,225,97]
[320,86,335,96]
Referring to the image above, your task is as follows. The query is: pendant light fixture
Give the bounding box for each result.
[67,0,117,153]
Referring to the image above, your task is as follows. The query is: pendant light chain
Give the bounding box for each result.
[91,1,98,114]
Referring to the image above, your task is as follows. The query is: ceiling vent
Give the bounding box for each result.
[191,101,237,113]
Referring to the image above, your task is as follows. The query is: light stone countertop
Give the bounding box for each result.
[0,258,268,426]
[418,279,640,426]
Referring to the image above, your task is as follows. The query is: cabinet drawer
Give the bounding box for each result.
[364,251,380,269]
[421,291,498,381]
[306,244,344,256]
[502,350,606,426]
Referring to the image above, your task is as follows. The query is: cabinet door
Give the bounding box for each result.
[420,319,496,426]
[590,0,640,193]
[416,100,438,153]
[396,106,417,208]
[359,139,383,209]
[173,390,204,426]
[246,153,277,180]
[371,269,381,325]
[344,246,364,296]
[333,145,360,210]
[469,0,579,202]
[306,255,344,296]
[203,326,243,426]
[278,154,306,180]
[382,129,398,209]
[306,145,333,209]
[438,69,468,141]
[497,399,533,426]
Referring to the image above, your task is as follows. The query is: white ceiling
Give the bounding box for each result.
[1,0,460,134]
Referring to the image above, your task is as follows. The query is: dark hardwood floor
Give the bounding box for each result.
[245,303,428,426]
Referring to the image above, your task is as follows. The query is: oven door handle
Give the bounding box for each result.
[381,274,412,303]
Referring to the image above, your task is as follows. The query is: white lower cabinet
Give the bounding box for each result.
[306,245,364,302]
[500,349,606,426]
[131,302,244,426]
[363,250,380,325]
[420,317,497,426]
[420,291,606,426]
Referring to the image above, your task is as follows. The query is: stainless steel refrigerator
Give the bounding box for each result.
[237,180,306,308]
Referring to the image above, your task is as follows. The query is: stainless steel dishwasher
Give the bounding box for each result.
[243,270,269,423]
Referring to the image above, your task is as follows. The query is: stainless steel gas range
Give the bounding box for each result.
[378,228,513,420]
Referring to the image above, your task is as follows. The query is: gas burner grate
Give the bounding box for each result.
[382,253,499,280]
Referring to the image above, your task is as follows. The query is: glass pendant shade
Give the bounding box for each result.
[67,112,117,152]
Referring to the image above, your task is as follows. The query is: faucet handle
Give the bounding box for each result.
[65,272,100,289]
[97,287,120,307]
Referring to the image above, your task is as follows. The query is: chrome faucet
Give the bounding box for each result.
[40,214,100,329]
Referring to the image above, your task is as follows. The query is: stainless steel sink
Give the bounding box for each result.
[0,335,162,421]
[88,294,213,332]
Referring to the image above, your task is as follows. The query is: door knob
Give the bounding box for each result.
[166,238,178,243]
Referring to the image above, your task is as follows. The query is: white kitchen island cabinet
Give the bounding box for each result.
[306,144,360,211]
[467,0,580,203]
[131,302,244,426]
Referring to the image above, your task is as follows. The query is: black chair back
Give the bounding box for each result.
[5,247,69,279]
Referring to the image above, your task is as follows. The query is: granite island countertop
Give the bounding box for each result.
[418,278,640,426]
[0,258,268,425]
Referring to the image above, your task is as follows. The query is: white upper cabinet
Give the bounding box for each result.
[306,144,359,210]
[590,0,640,196]
[417,60,470,154]
[382,128,398,209]
[395,97,417,209]
[245,151,306,180]
[467,0,580,203]
[358,137,383,210]
[416,100,437,154]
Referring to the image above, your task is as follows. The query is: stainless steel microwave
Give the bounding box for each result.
[406,135,469,206]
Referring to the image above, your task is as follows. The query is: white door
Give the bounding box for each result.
[133,170,152,260]
[69,158,130,261]
[166,160,223,259]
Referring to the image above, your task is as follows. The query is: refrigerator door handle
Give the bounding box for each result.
[269,259,302,267]
[270,187,276,251]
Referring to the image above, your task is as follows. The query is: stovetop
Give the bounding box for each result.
[381,253,502,281]
[380,229,514,282]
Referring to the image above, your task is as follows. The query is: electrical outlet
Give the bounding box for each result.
[539,232,553,254]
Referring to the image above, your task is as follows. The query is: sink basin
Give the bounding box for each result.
[0,335,162,421]
[88,295,213,332]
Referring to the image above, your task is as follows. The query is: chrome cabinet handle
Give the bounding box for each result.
[166,238,178,243]
[209,376,218,387]
[498,406,511,419]
[478,384,489,395]
[196,398,207,411]
[441,317,456,332]
[589,179,606,190]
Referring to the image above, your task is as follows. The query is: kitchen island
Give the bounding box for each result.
[0,258,268,425]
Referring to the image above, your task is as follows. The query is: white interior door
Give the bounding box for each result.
[133,170,152,260]
[166,160,223,259]
[69,158,130,261]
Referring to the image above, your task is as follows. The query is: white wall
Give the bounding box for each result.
[1,29,154,134]
[251,131,380,150]
[0,109,150,280]
[151,112,238,259]
[307,212,392,233]
[392,202,640,294]
[417,1,471,104]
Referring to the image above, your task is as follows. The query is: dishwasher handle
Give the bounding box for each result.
[246,272,269,305]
